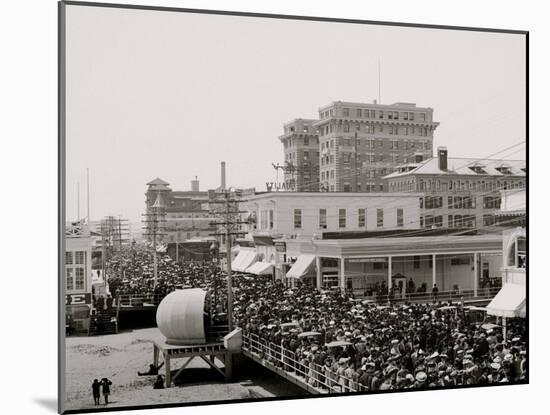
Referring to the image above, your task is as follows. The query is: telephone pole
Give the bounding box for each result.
[208,188,249,332]
[142,191,166,290]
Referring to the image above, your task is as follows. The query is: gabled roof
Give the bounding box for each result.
[147,177,170,186]
[383,157,526,179]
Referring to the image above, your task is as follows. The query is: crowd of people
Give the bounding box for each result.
[103,247,527,393]
[105,246,222,302]
[232,278,527,391]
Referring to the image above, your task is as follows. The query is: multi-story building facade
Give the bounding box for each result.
[144,178,215,244]
[65,220,93,333]
[242,191,421,239]
[383,147,526,229]
[279,119,320,191]
[314,101,439,192]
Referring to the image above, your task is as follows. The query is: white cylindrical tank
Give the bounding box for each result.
[156,288,207,345]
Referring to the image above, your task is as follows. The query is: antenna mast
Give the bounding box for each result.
[378,59,381,104]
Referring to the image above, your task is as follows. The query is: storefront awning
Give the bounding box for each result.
[231,250,258,272]
[245,261,273,275]
[486,283,526,318]
[286,254,316,279]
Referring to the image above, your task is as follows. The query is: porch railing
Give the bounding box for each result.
[349,286,501,304]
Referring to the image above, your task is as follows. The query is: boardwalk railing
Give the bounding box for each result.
[242,332,364,394]
[116,286,500,309]
[116,293,165,307]
[351,287,501,304]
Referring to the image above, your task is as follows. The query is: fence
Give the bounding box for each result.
[242,332,365,394]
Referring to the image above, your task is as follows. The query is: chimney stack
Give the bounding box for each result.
[414,152,423,163]
[221,161,226,190]
[191,176,199,192]
[438,147,448,171]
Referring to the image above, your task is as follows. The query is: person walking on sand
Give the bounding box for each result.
[100,377,112,405]
[91,379,100,406]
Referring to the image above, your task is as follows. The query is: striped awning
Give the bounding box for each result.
[231,250,258,272]
[486,283,526,318]
[286,254,316,279]
[245,261,273,275]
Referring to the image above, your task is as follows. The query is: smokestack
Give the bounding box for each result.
[221,161,226,190]
[438,147,448,171]
[191,176,199,192]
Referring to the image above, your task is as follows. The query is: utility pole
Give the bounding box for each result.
[142,191,166,290]
[86,168,90,222]
[175,223,179,264]
[354,131,359,192]
[77,182,80,220]
[209,188,249,332]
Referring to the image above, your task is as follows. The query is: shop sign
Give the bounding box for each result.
[66,293,92,305]
[274,241,286,253]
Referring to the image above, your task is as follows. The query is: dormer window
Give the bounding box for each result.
[495,166,512,175]
[469,165,487,174]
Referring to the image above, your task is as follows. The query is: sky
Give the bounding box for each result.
[64,4,526,225]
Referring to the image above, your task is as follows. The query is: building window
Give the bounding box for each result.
[356,109,362,118]
[75,268,85,290]
[269,210,274,229]
[483,196,502,209]
[319,209,327,229]
[397,208,404,227]
[65,252,73,265]
[358,208,366,227]
[508,236,526,268]
[75,251,85,265]
[304,137,309,146]
[343,108,349,117]
[483,214,495,226]
[451,256,470,266]
[339,209,346,228]
[373,261,388,270]
[413,255,420,269]
[294,209,302,229]
[66,268,74,291]
[425,215,434,228]
[377,208,384,228]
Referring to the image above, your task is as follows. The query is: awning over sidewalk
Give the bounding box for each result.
[486,283,526,318]
[231,250,258,272]
[245,261,273,275]
[286,254,316,279]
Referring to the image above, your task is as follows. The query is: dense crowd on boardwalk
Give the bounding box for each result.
[104,248,527,392]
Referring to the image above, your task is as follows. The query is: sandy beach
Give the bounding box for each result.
[64,328,305,411]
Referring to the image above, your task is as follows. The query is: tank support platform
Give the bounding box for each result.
[152,340,233,387]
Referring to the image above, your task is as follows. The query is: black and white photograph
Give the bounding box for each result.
[58,1,527,413]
